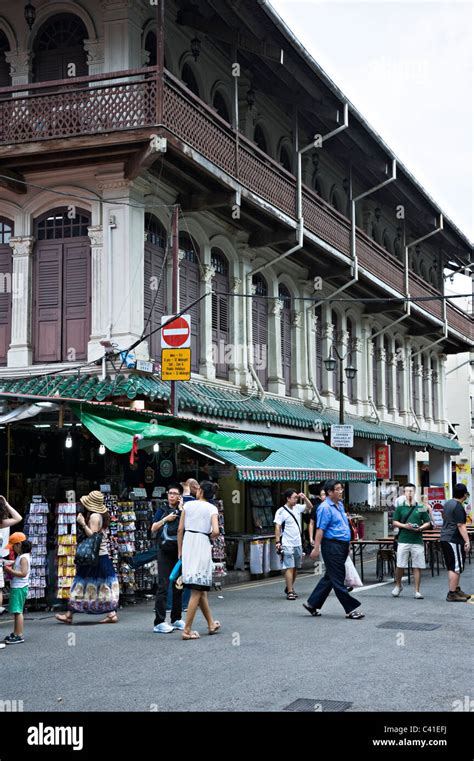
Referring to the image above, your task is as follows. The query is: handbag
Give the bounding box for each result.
[74,532,102,566]
[169,559,182,582]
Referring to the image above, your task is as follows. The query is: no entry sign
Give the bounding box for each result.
[161,314,191,349]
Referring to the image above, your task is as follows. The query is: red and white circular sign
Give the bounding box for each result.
[161,314,191,349]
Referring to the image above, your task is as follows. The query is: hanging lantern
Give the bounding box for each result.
[65,435,73,449]
[24,2,36,30]
[99,444,106,455]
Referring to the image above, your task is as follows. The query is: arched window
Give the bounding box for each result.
[144,214,167,360]
[331,311,340,399]
[395,342,403,412]
[347,318,356,402]
[33,208,91,362]
[145,30,157,67]
[0,217,14,365]
[279,145,292,173]
[179,232,201,373]
[211,248,229,379]
[181,63,199,97]
[252,273,268,389]
[384,335,392,409]
[372,329,380,407]
[0,31,10,88]
[315,305,323,391]
[33,14,88,82]
[254,124,267,154]
[279,284,292,395]
[213,90,230,123]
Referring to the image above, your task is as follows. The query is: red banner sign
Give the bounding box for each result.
[375,445,391,480]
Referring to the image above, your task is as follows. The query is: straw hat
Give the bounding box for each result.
[80,490,107,514]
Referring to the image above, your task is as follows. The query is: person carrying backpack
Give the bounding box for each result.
[274,489,313,600]
[151,484,185,633]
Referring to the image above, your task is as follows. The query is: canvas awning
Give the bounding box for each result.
[213,431,377,482]
[71,404,272,461]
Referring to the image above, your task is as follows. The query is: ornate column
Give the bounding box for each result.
[87,226,105,360]
[102,0,146,73]
[349,335,362,408]
[228,275,244,386]
[438,354,448,426]
[375,342,386,412]
[5,51,31,91]
[422,361,433,422]
[321,315,334,399]
[267,297,285,395]
[290,307,306,399]
[338,328,349,403]
[410,349,423,418]
[200,262,215,379]
[7,237,34,367]
[84,40,105,77]
[386,341,397,414]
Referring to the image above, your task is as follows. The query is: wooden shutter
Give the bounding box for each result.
[0,243,12,364]
[281,306,291,394]
[252,297,268,389]
[180,259,200,373]
[34,243,62,362]
[144,243,166,360]
[212,270,229,379]
[62,240,90,360]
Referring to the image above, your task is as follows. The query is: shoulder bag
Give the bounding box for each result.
[74,532,102,566]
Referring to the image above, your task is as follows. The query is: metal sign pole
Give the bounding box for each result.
[170,204,179,417]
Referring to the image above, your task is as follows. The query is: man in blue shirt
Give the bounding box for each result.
[303,480,365,619]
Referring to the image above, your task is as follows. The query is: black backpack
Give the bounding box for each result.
[159,507,180,553]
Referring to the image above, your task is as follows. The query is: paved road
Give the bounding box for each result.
[1,562,472,712]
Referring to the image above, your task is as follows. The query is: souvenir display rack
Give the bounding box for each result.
[24,500,49,601]
[56,502,77,599]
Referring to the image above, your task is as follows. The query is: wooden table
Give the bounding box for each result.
[350,539,394,583]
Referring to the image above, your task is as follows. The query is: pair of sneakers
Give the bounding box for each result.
[392,584,423,599]
[153,619,185,633]
[4,632,24,645]
[446,587,471,602]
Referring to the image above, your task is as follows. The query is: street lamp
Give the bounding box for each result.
[324,346,358,424]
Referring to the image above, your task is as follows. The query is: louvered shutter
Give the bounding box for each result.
[62,240,90,360]
[34,243,62,362]
[180,259,200,372]
[281,306,291,395]
[34,47,87,83]
[144,243,166,361]
[212,270,229,379]
[0,244,12,364]
[252,297,268,389]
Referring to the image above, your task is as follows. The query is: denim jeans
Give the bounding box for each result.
[307,539,360,614]
[154,552,183,624]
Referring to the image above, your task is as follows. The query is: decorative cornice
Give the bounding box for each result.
[5,51,30,74]
[202,264,216,284]
[291,311,302,328]
[9,236,34,257]
[83,39,105,65]
[270,298,284,316]
[322,322,334,340]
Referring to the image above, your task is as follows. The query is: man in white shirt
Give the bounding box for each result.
[274,489,313,600]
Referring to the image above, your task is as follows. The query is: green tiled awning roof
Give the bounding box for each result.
[0,373,461,453]
[215,432,377,482]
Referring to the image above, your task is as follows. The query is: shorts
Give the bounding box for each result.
[281,545,303,570]
[441,542,465,574]
[8,587,29,614]
[396,543,425,569]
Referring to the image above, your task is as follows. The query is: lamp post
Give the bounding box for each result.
[324,346,357,424]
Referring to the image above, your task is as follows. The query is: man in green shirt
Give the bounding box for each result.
[392,484,431,599]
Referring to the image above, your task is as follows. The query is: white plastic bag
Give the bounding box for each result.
[344,555,363,588]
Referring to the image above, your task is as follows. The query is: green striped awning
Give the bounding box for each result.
[215,432,377,483]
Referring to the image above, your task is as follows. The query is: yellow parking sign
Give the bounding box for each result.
[161,348,191,380]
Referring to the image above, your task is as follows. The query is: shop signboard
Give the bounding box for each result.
[427,486,446,527]
[455,463,472,524]
[136,360,154,374]
[375,445,391,480]
[330,424,354,448]
[161,348,191,380]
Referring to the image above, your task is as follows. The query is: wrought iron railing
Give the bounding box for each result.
[0,67,471,343]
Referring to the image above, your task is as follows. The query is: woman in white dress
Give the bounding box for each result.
[177,481,220,640]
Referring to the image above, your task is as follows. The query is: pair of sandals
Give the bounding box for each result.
[55,612,118,625]
[285,587,298,600]
[182,620,221,640]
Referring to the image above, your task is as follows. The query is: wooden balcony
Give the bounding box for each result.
[0,68,471,345]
